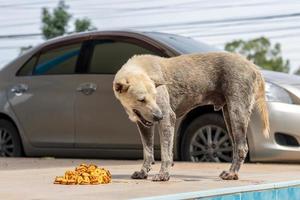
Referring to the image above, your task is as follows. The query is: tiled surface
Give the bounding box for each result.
[202,194,241,200]
[277,187,300,200]
[203,186,300,200]
[240,190,276,200]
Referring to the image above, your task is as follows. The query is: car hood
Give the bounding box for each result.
[262,70,300,87]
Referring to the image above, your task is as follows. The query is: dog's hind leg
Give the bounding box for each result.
[219,98,254,180]
[222,104,235,159]
[152,110,176,181]
[131,122,155,179]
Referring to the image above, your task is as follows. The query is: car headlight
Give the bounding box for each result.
[265,82,293,104]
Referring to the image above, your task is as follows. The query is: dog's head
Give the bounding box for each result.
[113,74,165,127]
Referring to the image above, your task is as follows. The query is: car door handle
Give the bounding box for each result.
[11,84,28,96]
[76,83,97,95]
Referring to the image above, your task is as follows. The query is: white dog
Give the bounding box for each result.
[113,52,269,181]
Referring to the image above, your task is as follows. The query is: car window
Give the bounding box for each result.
[18,55,38,76]
[33,43,82,75]
[88,41,160,74]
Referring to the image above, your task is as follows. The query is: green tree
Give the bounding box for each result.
[75,18,96,32]
[41,0,96,39]
[225,37,290,73]
[19,45,33,55]
[41,0,71,40]
[294,67,300,75]
[20,1,96,54]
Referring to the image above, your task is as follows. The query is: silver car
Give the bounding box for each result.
[1,30,300,163]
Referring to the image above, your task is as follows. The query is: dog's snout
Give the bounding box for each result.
[153,113,163,121]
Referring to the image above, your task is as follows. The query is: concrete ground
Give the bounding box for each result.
[0,158,300,200]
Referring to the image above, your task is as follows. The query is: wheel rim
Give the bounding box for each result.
[189,125,232,162]
[0,128,14,157]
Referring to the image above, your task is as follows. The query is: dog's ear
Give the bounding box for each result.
[114,80,130,93]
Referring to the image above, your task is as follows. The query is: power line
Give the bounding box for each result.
[0,33,42,39]
[0,0,54,8]
[127,12,300,30]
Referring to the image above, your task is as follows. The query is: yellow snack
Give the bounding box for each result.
[88,164,97,171]
[81,176,91,185]
[54,163,111,185]
[77,176,84,184]
[53,176,64,184]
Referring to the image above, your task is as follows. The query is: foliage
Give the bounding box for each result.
[75,18,96,33]
[294,67,300,75]
[42,1,71,40]
[19,45,33,55]
[20,1,96,54]
[225,37,290,73]
[41,0,96,39]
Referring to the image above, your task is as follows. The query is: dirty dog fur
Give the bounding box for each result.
[113,52,269,181]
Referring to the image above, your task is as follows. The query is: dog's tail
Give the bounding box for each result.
[255,77,270,138]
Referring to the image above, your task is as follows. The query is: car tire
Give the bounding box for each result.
[0,119,22,157]
[181,113,233,162]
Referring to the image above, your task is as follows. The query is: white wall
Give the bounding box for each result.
[0,0,299,72]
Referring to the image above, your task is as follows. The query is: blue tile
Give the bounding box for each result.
[241,190,276,200]
[201,193,241,200]
[196,185,300,200]
[277,186,300,200]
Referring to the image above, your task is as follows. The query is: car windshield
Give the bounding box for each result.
[145,32,220,54]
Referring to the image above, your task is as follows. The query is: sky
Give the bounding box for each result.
[0,0,299,73]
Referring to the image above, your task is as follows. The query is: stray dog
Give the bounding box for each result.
[113,52,269,181]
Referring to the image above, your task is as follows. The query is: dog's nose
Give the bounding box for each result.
[153,113,163,121]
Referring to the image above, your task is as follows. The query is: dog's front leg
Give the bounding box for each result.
[131,122,155,179]
[152,110,176,181]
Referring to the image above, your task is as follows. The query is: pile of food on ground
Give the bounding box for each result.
[54,163,111,185]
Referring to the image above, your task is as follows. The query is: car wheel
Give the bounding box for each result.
[181,113,232,162]
[0,119,22,157]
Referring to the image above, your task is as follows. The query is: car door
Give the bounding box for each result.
[7,42,83,147]
[74,38,165,149]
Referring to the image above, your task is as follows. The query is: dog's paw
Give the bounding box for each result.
[152,172,170,181]
[219,170,239,180]
[131,170,148,179]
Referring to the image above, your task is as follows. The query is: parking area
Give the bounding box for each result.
[1,158,300,199]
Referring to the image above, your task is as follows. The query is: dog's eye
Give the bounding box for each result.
[138,98,146,103]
